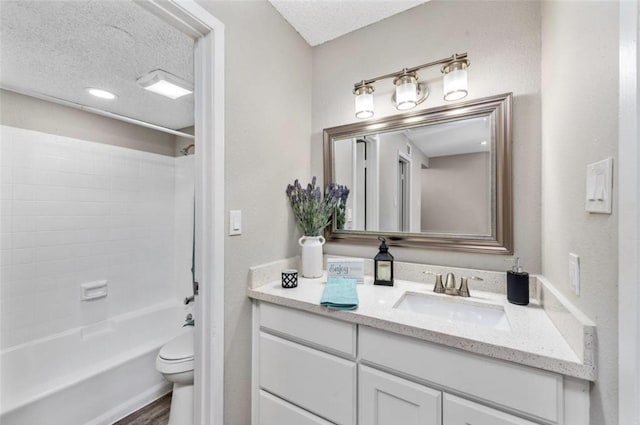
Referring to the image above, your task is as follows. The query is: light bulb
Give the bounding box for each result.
[394,75,418,111]
[354,85,374,119]
[443,67,468,101]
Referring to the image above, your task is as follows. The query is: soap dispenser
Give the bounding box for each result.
[507,257,529,305]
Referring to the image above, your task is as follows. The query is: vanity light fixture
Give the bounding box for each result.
[137,69,193,100]
[352,52,470,119]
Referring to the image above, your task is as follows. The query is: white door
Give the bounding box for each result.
[138,3,226,424]
[359,365,441,425]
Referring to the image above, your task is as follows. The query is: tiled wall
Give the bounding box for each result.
[0,125,186,350]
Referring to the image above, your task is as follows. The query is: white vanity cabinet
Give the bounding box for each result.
[252,301,590,425]
[253,302,357,425]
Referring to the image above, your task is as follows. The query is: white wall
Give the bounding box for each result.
[540,2,619,423]
[194,2,313,425]
[0,125,182,349]
[312,0,541,271]
[421,152,490,235]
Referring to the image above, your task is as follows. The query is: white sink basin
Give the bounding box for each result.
[393,292,511,331]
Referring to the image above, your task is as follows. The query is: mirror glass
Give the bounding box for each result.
[324,93,512,253]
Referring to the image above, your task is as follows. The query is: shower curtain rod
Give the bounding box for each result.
[1,85,195,140]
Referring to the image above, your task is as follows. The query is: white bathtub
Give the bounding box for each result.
[0,302,188,425]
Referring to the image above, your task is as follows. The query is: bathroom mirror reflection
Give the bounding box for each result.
[323,93,513,253]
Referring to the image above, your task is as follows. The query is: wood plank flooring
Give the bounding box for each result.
[113,393,172,425]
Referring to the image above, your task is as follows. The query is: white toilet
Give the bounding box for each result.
[156,326,194,425]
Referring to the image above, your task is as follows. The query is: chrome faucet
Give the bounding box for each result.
[425,271,483,297]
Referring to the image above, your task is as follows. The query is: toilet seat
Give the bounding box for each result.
[156,328,194,374]
[156,356,194,375]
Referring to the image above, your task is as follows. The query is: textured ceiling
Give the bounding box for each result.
[268,0,429,46]
[0,0,194,130]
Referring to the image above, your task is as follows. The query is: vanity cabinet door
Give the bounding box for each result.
[359,365,442,425]
[443,393,540,425]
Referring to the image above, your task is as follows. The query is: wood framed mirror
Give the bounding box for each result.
[323,92,513,254]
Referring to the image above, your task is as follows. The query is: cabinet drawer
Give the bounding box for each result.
[359,365,441,425]
[444,393,540,425]
[359,327,560,423]
[259,390,334,425]
[260,302,356,357]
[259,332,356,425]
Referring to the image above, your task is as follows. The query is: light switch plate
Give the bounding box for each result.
[229,210,242,236]
[585,157,613,214]
[569,253,580,296]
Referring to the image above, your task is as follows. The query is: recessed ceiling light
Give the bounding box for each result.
[480,140,488,146]
[137,69,193,100]
[86,88,117,100]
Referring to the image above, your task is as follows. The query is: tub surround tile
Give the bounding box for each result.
[0,125,192,350]
[248,256,596,381]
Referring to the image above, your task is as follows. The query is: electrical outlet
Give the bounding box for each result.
[569,253,580,296]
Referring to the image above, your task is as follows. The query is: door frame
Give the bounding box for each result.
[397,150,412,232]
[137,2,225,424]
[618,1,639,423]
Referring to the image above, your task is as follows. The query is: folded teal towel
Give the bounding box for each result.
[320,277,358,310]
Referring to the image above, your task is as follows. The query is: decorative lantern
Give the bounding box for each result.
[374,237,394,286]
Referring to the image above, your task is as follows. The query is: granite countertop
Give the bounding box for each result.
[248,261,596,382]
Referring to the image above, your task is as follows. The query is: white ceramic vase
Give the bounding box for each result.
[298,235,326,278]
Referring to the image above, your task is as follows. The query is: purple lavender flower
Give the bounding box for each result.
[285,177,350,236]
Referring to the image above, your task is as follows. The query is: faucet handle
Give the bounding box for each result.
[459,276,483,297]
[424,271,445,293]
